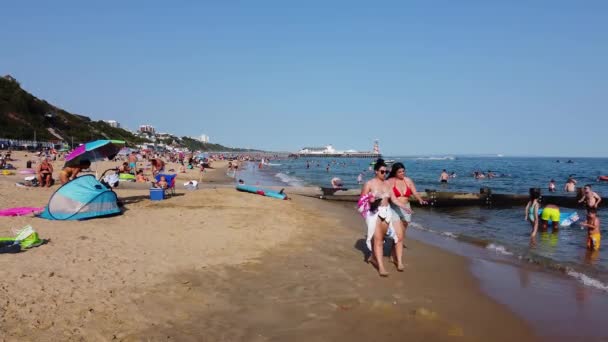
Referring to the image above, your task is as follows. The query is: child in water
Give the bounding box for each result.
[580,208,601,251]
[525,190,540,236]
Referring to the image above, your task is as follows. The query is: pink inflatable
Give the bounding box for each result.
[0,207,44,217]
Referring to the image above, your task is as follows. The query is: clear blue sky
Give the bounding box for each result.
[2,1,607,156]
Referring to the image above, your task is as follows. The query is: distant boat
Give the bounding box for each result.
[370,160,395,166]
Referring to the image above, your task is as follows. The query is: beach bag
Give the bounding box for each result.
[0,225,43,251]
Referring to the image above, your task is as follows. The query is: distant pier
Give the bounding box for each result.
[295,152,381,158]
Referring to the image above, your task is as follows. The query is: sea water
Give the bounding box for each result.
[238,156,608,291]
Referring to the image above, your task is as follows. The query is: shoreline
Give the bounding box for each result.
[0,154,605,339]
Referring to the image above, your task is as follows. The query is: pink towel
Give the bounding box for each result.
[0,207,44,217]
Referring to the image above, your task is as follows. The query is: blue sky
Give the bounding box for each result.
[2,1,607,156]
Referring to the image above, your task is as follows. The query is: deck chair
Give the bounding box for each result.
[154,174,177,197]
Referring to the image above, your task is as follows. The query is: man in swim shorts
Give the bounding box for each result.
[581,208,601,251]
[540,204,560,232]
[128,152,138,173]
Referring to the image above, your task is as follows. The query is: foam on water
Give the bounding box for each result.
[275,172,306,187]
[486,243,514,256]
[566,270,608,292]
[441,231,459,238]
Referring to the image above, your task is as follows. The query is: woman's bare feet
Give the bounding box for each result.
[368,256,389,277]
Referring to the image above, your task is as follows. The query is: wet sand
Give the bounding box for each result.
[0,152,536,341]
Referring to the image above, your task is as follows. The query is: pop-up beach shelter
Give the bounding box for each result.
[39,175,121,220]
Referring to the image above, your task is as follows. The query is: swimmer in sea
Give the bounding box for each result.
[439,169,449,183]
[564,175,577,192]
[548,179,556,192]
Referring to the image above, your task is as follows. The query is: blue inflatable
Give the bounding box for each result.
[538,209,580,227]
[236,184,287,200]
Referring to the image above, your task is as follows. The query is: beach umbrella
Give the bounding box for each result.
[64,139,125,167]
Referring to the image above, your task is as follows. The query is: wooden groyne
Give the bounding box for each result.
[117,182,596,210]
[302,187,596,210]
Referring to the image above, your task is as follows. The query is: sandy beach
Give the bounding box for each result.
[1,152,535,341]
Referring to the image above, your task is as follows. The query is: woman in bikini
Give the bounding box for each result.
[360,159,411,276]
[36,158,54,187]
[387,163,427,250]
[60,160,91,184]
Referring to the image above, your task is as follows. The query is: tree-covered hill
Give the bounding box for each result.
[0,75,149,145]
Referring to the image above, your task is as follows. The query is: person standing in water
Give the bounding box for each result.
[439,169,449,183]
[581,208,601,251]
[535,203,561,235]
[578,184,602,214]
[564,175,577,192]
[548,179,556,192]
[525,189,541,237]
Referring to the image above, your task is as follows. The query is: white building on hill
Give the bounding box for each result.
[199,134,210,143]
[105,120,120,128]
[139,125,155,134]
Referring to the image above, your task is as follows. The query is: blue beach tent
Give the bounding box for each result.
[39,175,121,220]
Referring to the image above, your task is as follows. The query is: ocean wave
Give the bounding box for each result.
[275,172,305,187]
[441,231,459,238]
[415,156,456,161]
[566,270,608,292]
[486,243,513,256]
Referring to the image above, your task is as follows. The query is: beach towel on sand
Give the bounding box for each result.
[0,207,44,217]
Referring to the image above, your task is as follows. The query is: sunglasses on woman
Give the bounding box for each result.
[378,170,387,174]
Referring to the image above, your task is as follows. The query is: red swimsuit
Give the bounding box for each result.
[393,181,412,198]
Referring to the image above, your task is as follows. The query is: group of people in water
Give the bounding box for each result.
[358,158,426,276]
[359,158,604,277]
[525,185,602,252]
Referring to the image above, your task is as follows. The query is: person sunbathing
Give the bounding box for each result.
[118,162,131,174]
[135,170,148,182]
[60,160,91,184]
[36,158,54,187]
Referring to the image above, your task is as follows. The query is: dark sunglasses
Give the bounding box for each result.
[378,170,387,174]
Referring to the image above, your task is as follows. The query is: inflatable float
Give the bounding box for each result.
[119,173,136,181]
[236,184,287,200]
[598,176,608,182]
[538,209,580,227]
[0,207,44,217]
